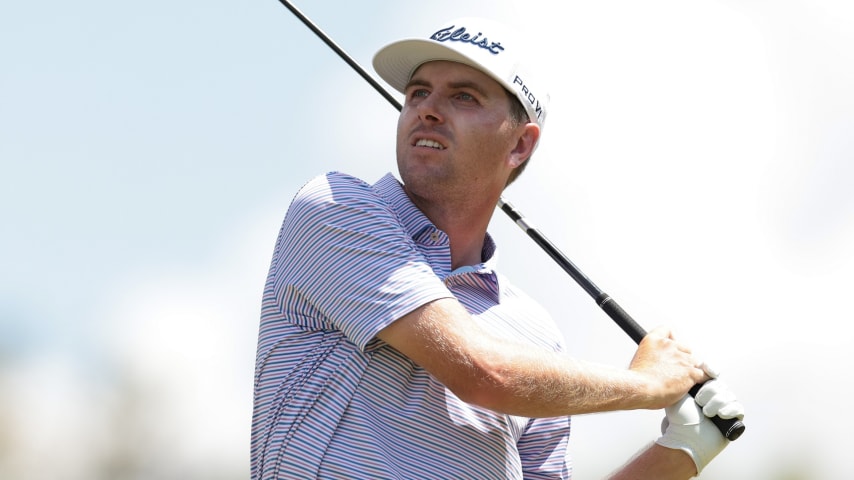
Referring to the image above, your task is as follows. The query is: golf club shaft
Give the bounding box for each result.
[499,200,745,441]
[277,0,744,441]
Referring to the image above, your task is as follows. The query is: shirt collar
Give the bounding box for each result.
[373,173,436,242]
[373,173,501,288]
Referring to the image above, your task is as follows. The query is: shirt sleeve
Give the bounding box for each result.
[268,172,454,350]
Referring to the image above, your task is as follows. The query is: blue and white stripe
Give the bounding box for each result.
[251,172,572,479]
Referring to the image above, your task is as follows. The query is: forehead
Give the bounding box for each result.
[409,60,504,92]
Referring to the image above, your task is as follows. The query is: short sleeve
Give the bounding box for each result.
[267,173,453,350]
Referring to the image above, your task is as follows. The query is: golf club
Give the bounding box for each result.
[276,0,745,441]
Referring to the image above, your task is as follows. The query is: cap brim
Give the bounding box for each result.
[372,38,514,95]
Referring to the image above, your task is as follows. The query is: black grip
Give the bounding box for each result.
[597,294,647,344]
[597,293,745,441]
[689,383,746,441]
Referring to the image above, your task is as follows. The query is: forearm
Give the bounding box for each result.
[607,442,698,480]
[379,298,664,417]
[458,337,655,417]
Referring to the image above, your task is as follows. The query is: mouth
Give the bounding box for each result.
[414,138,446,150]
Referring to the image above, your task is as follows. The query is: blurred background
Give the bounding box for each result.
[1,0,852,478]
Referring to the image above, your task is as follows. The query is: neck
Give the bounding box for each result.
[406,189,497,270]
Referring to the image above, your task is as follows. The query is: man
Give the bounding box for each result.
[251,17,744,479]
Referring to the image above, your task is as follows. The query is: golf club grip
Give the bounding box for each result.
[598,295,745,441]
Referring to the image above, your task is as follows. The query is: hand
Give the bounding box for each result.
[694,378,744,421]
[655,379,745,475]
[629,326,709,409]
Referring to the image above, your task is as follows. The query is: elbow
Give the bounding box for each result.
[442,359,516,413]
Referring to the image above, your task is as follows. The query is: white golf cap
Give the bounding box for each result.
[373,17,549,131]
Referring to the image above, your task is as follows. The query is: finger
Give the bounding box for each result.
[648,325,675,341]
[698,360,720,379]
[706,400,745,420]
[695,380,745,420]
[693,363,711,383]
[666,394,702,425]
[694,379,727,405]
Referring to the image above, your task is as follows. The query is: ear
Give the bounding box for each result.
[508,123,540,168]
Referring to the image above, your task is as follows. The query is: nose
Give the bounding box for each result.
[416,94,444,124]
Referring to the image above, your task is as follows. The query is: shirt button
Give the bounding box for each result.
[430,230,440,242]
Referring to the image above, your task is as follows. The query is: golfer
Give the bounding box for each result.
[251,17,744,479]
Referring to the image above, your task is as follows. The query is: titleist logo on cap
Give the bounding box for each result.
[425,22,546,124]
[430,25,505,55]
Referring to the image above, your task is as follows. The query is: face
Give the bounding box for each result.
[396,61,535,207]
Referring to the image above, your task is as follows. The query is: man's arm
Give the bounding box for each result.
[607,443,698,480]
[377,297,708,418]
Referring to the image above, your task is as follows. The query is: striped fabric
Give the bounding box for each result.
[251,172,572,479]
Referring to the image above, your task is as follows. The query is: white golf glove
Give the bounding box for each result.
[655,379,745,475]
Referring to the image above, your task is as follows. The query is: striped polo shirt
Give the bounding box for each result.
[251,172,572,479]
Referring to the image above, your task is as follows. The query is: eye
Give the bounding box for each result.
[454,92,478,103]
[410,88,429,98]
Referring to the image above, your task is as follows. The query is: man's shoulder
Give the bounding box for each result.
[285,172,402,227]
[297,171,372,195]
[291,172,382,207]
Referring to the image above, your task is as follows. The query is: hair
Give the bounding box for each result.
[504,90,534,187]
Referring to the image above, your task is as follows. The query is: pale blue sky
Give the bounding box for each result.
[2,1,853,478]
